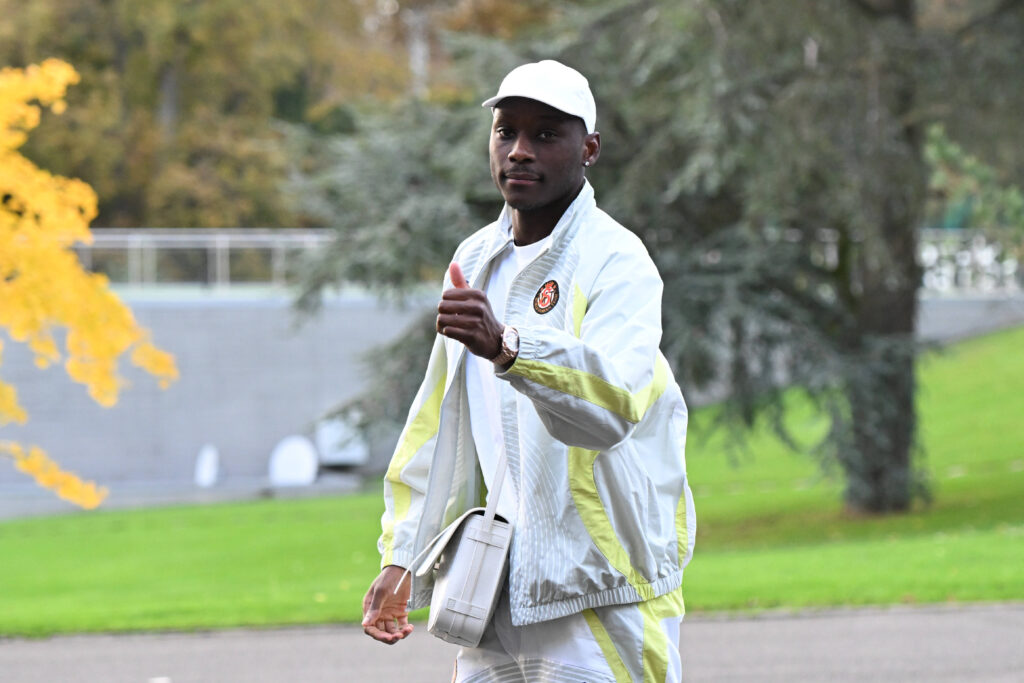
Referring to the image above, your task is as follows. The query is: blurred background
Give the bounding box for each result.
[1,0,1022,643]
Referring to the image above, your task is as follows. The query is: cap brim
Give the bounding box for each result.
[480,92,594,133]
[481,92,558,109]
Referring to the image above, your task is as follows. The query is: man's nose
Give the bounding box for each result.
[508,134,534,162]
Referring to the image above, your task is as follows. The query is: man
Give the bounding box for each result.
[362,60,695,683]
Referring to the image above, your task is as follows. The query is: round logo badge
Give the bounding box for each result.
[533,280,559,314]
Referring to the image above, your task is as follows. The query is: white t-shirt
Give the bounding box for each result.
[464,236,550,521]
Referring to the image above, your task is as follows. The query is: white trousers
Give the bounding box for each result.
[454,587,684,683]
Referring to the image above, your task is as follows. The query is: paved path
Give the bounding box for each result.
[1,604,1021,682]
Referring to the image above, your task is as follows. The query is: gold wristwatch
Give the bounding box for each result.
[490,325,519,366]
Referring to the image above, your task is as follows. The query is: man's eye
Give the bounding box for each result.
[496,128,514,139]
[538,131,557,140]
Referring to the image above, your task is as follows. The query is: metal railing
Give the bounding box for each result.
[77,229,332,288]
[74,227,1021,293]
[919,228,1021,295]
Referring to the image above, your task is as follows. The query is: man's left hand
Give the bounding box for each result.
[437,262,504,360]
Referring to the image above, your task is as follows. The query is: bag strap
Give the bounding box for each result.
[481,442,508,524]
[393,441,510,594]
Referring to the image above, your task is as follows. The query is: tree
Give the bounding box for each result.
[0,0,410,227]
[0,58,177,507]
[556,0,1024,512]
[291,0,1024,513]
[545,0,928,513]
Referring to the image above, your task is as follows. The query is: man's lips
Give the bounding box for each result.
[503,171,540,184]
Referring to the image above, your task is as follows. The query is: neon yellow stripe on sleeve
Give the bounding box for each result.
[379,373,446,563]
[509,353,669,425]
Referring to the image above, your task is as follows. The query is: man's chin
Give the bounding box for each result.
[503,196,545,212]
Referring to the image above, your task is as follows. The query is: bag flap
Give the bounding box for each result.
[413,507,486,577]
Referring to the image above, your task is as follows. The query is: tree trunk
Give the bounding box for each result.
[843,285,919,513]
[841,0,925,513]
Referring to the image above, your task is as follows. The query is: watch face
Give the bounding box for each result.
[503,327,519,352]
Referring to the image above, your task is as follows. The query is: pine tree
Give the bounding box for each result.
[291,0,1024,513]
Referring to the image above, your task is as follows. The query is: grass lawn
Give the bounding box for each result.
[1,327,1022,635]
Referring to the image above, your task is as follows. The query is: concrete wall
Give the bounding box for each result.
[916,294,1024,342]
[1,290,1021,510]
[0,290,428,488]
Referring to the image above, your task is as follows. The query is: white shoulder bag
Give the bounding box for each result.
[399,449,513,648]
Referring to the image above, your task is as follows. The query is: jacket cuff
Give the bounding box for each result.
[383,549,415,571]
[495,328,537,379]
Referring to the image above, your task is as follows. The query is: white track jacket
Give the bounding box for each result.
[379,181,696,626]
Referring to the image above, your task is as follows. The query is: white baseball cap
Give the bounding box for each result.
[481,60,596,134]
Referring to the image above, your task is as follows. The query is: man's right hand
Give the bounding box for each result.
[362,565,414,644]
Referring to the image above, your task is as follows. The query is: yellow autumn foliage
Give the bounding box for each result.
[1,442,107,509]
[0,58,178,507]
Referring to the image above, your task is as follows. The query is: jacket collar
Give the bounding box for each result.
[493,178,595,253]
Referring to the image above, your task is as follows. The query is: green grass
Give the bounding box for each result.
[1,327,1022,635]
[677,325,1024,610]
[0,495,385,635]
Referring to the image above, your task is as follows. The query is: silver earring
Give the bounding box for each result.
[584,161,591,167]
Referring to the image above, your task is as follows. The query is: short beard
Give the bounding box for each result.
[504,197,546,212]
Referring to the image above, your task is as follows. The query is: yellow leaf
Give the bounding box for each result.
[1,58,178,509]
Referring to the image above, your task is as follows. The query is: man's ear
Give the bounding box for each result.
[583,132,601,167]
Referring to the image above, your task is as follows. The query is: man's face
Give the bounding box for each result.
[488,97,591,213]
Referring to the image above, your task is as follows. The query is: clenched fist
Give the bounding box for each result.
[437,262,504,360]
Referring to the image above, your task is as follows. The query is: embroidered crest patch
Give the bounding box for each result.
[533,280,559,314]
